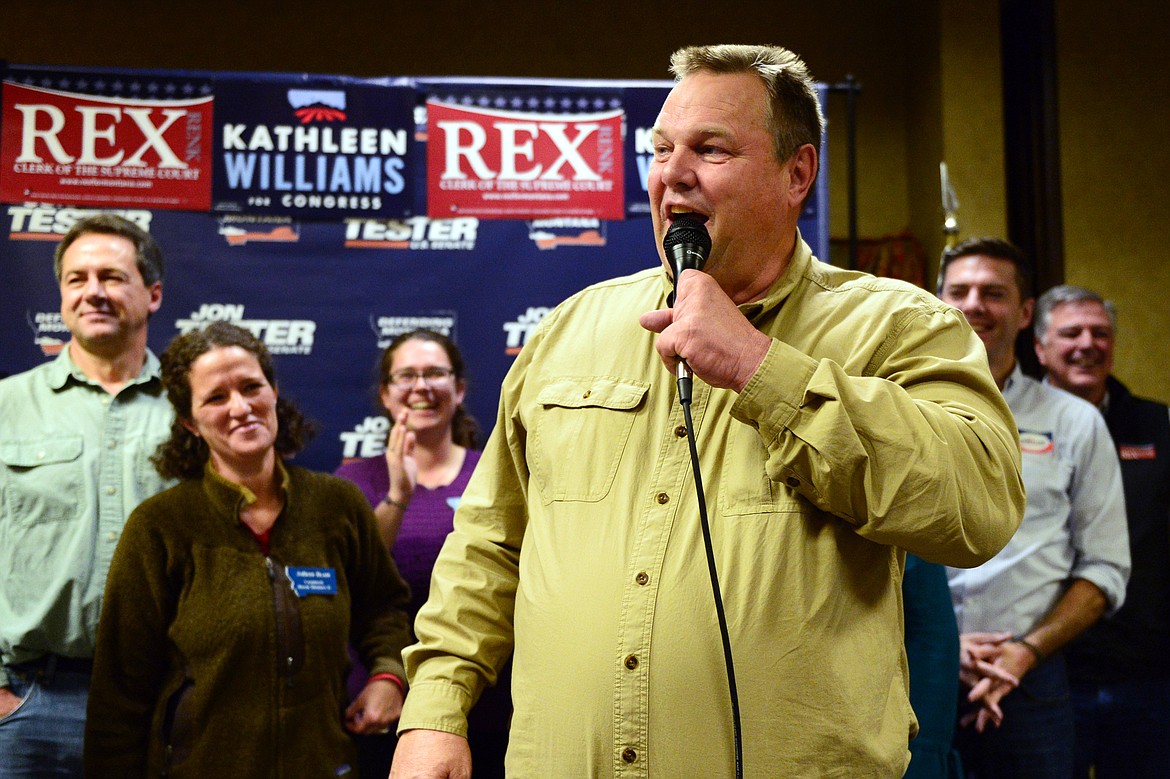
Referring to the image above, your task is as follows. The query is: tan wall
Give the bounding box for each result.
[936,0,1008,258]
[1057,0,1170,402]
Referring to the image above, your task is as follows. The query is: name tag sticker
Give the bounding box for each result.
[286,566,338,597]
[1019,430,1055,455]
[1119,443,1156,461]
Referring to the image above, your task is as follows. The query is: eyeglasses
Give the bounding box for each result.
[387,367,456,390]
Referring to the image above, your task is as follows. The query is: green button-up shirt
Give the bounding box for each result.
[0,346,173,686]
[400,238,1024,777]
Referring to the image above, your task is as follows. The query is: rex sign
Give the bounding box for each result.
[427,99,623,220]
[0,79,213,210]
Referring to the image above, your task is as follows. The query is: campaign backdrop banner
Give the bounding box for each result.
[798,84,831,266]
[426,91,624,220]
[0,67,213,210]
[212,76,416,219]
[1,68,831,475]
[620,83,671,218]
[617,81,830,253]
[0,202,653,472]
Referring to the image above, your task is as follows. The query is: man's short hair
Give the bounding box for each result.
[938,237,1034,298]
[669,44,825,164]
[1034,284,1117,343]
[53,214,164,286]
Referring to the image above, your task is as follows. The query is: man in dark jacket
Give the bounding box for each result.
[1035,284,1170,778]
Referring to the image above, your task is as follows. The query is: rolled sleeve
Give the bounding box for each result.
[732,306,1024,568]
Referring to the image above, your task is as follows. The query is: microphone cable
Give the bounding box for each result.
[665,214,742,778]
[677,370,743,779]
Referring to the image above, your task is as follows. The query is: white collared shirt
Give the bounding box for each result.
[949,363,1131,635]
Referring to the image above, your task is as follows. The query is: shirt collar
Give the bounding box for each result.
[738,232,813,324]
[1001,362,1024,403]
[1040,372,1110,413]
[44,345,162,392]
[202,457,291,515]
[656,229,812,324]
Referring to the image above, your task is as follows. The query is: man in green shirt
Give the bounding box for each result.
[0,214,173,776]
[391,44,1025,779]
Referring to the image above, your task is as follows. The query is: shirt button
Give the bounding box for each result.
[624,654,639,670]
[621,748,637,763]
[635,571,649,586]
[674,424,687,438]
[105,485,117,495]
[107,439,117,449]
[656,492,669,505]
[107,531,117,542]
[36,451,46,460]
[786,476,801,489]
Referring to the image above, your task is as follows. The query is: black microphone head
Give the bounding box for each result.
[663,214,711,307]
[662,214,712,260]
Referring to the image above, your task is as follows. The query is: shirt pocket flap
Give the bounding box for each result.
[536,377,649,411]
[530,377,649,504]
[0,436,84,468]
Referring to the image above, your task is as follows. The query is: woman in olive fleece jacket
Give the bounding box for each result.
[84,323,412,777]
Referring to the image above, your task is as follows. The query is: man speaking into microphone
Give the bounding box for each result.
[391,44,1023,778]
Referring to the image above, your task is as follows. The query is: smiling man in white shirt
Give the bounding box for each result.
[938,238,1130,778]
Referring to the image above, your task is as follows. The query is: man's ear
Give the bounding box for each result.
[786,144,818,207]
[147,282,162,315]
[1019,298,1036,331]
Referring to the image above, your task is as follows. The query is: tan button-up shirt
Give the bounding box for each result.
[401,238,1024,778]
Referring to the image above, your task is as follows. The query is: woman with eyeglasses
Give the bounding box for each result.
[335,329,480,572]
[335,329,508,779]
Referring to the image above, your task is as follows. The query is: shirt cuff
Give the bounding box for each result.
[397,680,474,738]
[731,338,817,443]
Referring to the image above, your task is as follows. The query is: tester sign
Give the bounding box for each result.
[0,81,213,210]
[427,100,624,220]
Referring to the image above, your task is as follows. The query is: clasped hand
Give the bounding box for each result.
[958,631,1030,732]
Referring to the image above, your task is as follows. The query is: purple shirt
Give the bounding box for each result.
[335,448,510,738]
[334,449,481,618]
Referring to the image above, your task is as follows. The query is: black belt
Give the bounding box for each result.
[12,654,94,681]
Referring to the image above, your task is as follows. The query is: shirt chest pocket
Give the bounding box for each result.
[530,377,649,504]
[1019,445,1074,509]
[719,420,791,517]
[0,436,85,526]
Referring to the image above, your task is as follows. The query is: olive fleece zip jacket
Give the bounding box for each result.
[84,463,411,778]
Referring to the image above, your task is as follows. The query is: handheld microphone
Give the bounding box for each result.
[664,214,712,308]
[662,215,712,393]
